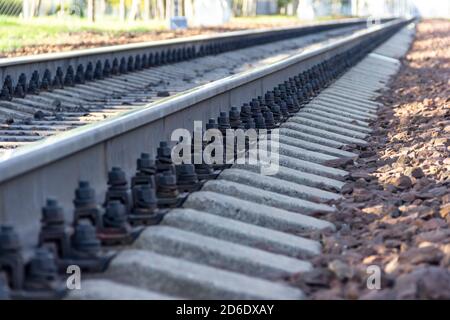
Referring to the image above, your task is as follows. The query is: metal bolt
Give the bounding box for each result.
[157,141,172,163]
[0,272,10,300]
[112,58,120,75]
[119,57,127,74]
[250,100,261,118]
[129,184,165,226]
[103,60,111,77]
[134,55,142,70]
[156,142,176,175]
[244,117,255,130]
[73,181,103,229]
[105,167,131,211]
[39,199,72,259]
[206,118,218,130]
[0,225,24,290]
[240,104,252,124]
[218,111,231,135]
[72,221,102,256]
[176,164,200,192]
[41,198,66,227]
[74,181,96,207]
[0,225,21,254]
[26,248,59,286]
[132,153,157,189]
[127,56,134,72]
[254,112,266,130]
[52,68,63,89]
[263,111,276,130]
[141,54,149,68]
[42,70,52,91]
[84,62,93,81]
[103,201,128,229]
[133,185,158,212]
[229,107,243,130]
[156,171,180,208]
[64,67,74,87]
[94,61,103,80]
[14,83,25,99]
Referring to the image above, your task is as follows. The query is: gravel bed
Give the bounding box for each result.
[289,19,450,300]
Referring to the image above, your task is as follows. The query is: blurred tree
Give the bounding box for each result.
[184,0,194,21]
[119,0,125,20]
[232,0,242,16]
[87,0,95,21]
[157,0,165,18]
[143,0,149,20]
[278,0,293,14]
[242,0,257,16]
[128,0,139,19]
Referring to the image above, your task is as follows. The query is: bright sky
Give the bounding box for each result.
[412,0,450,17]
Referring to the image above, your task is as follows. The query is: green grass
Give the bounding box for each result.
[0,16,167,52]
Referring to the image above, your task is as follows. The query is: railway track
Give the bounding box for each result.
[0,18,415,300]
[0,19,385,153]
